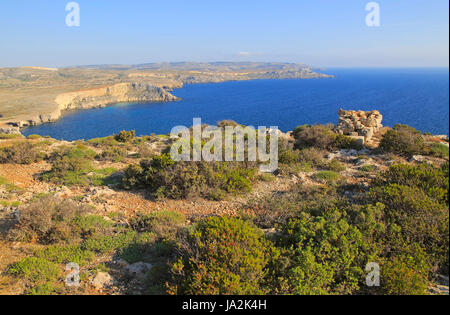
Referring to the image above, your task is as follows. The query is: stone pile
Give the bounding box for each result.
[336,109,383,145]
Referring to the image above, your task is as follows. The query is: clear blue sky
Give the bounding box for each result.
[0,0,448,68]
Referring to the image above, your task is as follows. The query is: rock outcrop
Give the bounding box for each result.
[55,82,179,111]
[0,126,21,135]
[336,109,383,145]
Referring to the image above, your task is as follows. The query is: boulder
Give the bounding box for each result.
[125,262,153,280]
[91,272,113,289]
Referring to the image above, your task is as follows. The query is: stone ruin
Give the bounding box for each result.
[335,109,383,145]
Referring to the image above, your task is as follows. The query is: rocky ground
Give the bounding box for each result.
[0,108,448,295]
[0,133,448,295]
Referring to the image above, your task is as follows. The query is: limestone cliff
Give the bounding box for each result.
[55,82,179,111]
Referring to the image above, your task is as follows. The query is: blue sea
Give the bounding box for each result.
[23,68,449,141]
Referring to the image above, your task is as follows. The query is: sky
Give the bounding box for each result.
[0,0,448,68]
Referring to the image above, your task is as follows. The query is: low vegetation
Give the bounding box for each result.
[122,153,256,200]
[1,122,448,295]
[0,142,43,164]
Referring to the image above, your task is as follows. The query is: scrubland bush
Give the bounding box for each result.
[27,134,42,140]
[244,183,345,228]
[0,133,22,140]
[293,124,337,150]
[360,164,377,172]
[0,142,42,164]
[217,120,239,128]
[273,209,370,295]
[42,145,100,186]
[167,217,276,295]
[368,163,449,272]
[97,146,128,162]
[374,163,449,205]
[9,257,61,285]
[327,159,346,172]
[278,147,327,173]
[426,142,449,158]
[259,173,276,182]
[122,154,256,200]
[115,130,135,143]
[334,134,364,150]
[378,243,431,295]
[87,136,119,148]
[293,124,363,151]
[379,124,424,156]
[313,170,340,182]
[7,196,91,244]
[368,184,448,268]
[130,211,186,240]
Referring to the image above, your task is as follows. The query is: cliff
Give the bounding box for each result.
[5,82,179,128]
[55,82,179,111]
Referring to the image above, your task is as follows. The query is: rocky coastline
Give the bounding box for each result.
[0,63,334,133]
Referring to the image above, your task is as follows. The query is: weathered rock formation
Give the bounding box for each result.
[55,82,179,111]
[336,109,383,145]
[0,126,21,135]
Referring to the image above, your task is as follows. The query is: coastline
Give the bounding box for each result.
[2,75,334,135]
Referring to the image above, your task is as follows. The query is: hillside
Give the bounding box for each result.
[0,111,448,295]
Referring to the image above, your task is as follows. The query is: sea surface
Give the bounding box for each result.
[23,68,449,141]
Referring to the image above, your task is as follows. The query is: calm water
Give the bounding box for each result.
[23,68,449,141]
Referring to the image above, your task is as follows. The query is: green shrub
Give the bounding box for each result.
[73,215,115,238]
[167,217,276,295]
[279,149,300,165]
[313,170,340,182]
[245,183,345,228]
[97,146,128,162]
[381,245,431,295]
[27,134,42,140]
[82,230,143,254]
[35,245,94,265]
[27,282,61,296]
[360,164,377,172]
[206,188,227,201]
[130,211,186,240]
[375,163,449,205]
[259,173,276,182]
[8,196,91,244]
[42,145,98,186]
[122,154,256,200]
[217,120,239,128]
[115,130,136,143]
[334,134,364,150]
[279,148,326,172]
[274,209,370,294]
[0,142,41,164]
[426,143,449,158]
[327,159,346,172]
[379,124,424,156]
[367,184,449,268]
[87,136,120,148]
[9,257,61,284]
[88,167,120,186]
[293,124,337,150]
[0,133,22,139]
